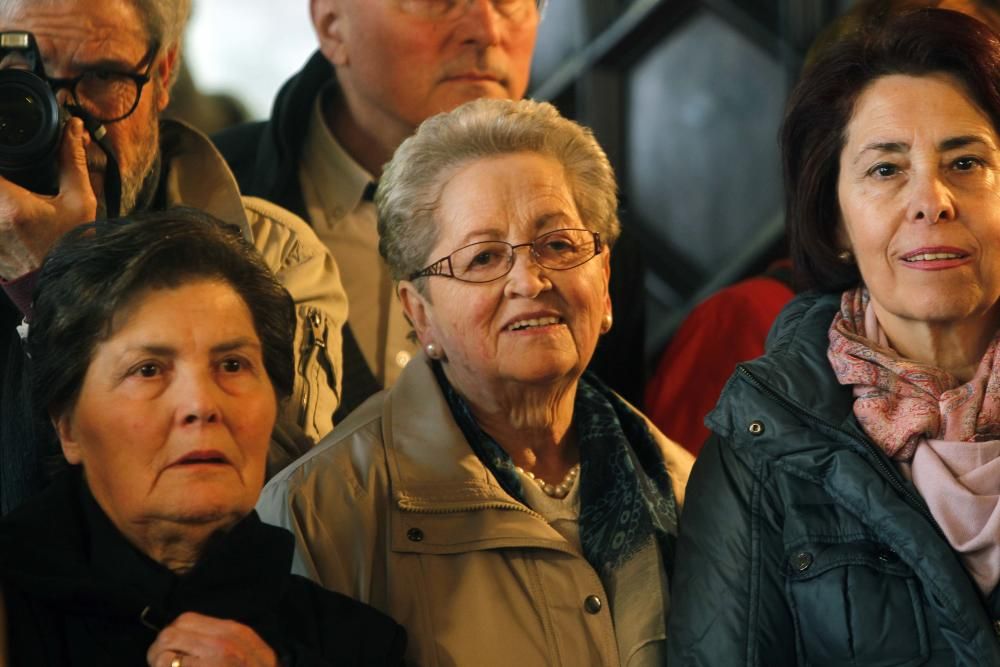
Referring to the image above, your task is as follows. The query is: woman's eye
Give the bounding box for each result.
[870,163,899,178]
[220,358,244,373]
[132,363,161,378]
[470,251,501,267]
[953,156,982,171]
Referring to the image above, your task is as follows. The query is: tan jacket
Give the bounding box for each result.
[257,355,694,666]
[161,121,346,469]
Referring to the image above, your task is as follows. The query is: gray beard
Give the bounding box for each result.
[95,155,161,218]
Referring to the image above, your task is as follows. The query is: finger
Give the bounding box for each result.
[56,117,97,217]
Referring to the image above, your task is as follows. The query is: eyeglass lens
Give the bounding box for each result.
[450,229,597,282]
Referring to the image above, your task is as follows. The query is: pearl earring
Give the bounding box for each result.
[601,312,613,333]
[425,342,440,359]
[837,249,854,263]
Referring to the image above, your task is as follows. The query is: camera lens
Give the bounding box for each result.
[0,88,44,147]
[0,68,64,194]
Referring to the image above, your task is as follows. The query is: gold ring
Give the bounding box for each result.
[170,657,183,667]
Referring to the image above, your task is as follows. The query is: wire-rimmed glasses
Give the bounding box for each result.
[409,228,603,283]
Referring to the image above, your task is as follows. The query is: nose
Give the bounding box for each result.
[457,0,502,46]
[176,370,222,426]
[908,172,956,224]
[504,244,551,298]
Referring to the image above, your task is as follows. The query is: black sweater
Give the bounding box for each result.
[0,469,406,666]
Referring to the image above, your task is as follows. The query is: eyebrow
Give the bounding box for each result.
[854,135,997,164]
[121,338,260,357]
[455,212,575,246]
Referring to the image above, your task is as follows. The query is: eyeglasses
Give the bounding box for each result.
[46,43,159,123]
[410,228,602,283]
[397,0,540,22]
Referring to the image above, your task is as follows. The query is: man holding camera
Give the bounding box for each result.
[0,0,347,514]
[214,0,541,419]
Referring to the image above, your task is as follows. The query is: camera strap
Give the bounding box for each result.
[66,106,121,219]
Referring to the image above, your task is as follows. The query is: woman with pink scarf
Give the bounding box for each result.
[668,9,1000,666]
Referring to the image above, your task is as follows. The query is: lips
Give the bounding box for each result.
[169,450,230,467]
[901,247,969,263]
[505,315,563,332]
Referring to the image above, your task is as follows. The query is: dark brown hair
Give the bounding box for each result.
[28,207,295,422]
[782,8,1000,291]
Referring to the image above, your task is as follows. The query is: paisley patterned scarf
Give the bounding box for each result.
[432,363,679,579]
[828,287,1000,595]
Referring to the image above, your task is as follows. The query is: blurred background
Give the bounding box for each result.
[174,0,856,367]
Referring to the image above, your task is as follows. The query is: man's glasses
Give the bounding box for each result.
[410,228,602,283]
[398,0,540,22]
[46,43,159,123]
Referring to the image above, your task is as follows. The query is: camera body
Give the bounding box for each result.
[0,31,65,195]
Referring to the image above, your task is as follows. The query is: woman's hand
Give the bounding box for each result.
[147,612,278,667]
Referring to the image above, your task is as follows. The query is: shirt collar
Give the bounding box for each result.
[302,82,375,219]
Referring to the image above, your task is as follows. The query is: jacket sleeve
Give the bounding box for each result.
[241,196,347,464]
[667,433,795,666]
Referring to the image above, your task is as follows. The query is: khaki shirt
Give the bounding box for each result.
[298,89,417,388]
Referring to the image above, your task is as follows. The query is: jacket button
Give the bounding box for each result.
[748,420,765,435]
[794,551,813,572]
[584,595,602,614]
[877,548,898,563]
[406,527,424,542]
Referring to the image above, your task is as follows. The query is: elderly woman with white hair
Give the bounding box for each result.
[257,98,694,667]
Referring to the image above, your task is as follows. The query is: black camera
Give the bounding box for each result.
[0,31,65,195]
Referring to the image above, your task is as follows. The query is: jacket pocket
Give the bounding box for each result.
[784,540,929,666]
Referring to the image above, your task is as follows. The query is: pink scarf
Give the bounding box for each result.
[828,287,1000,596]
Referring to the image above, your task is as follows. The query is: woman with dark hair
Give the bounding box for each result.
[0,209,405,666]
[669,9,1000,665]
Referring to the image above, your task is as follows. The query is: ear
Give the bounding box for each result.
[311,0,350,67]
[53,411,83,465]
[398,280,436,346]
[154,43,180,112]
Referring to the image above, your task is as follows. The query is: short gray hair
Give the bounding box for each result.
[377,98,620,284]
[0,0,191,87]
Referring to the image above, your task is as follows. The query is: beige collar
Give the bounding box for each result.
[300,85,374,223]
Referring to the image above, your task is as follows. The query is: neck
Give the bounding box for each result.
[450,369,581,483]
[876,305,1000,383]
[125,515,237,574]
[323,85,412,177]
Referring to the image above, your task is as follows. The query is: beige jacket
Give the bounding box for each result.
[161,121,346,469]
[257,354,694,666]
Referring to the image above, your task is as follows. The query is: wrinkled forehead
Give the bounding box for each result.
[0,0,149,70]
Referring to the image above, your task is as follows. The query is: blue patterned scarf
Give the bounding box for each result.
[433,363,679,578]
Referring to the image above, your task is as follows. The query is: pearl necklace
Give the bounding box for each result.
[515,463,581,499]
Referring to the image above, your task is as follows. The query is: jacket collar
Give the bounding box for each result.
[245,51,334,213]
[158,119,252,240]
[378,354,573,553]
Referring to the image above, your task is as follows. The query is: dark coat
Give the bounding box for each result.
[212,51,649,414]
[667,291,1000,666]
[0,469,406,666]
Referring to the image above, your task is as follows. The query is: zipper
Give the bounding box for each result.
[397,497,545,521]
[736,365,947,542]
[298,309,325,424]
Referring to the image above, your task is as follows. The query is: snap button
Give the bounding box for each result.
[794,551,813,572]
[406,527,424,542]
[748,420,765,435]
[584,595,602,614]
[877,548,898,563]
